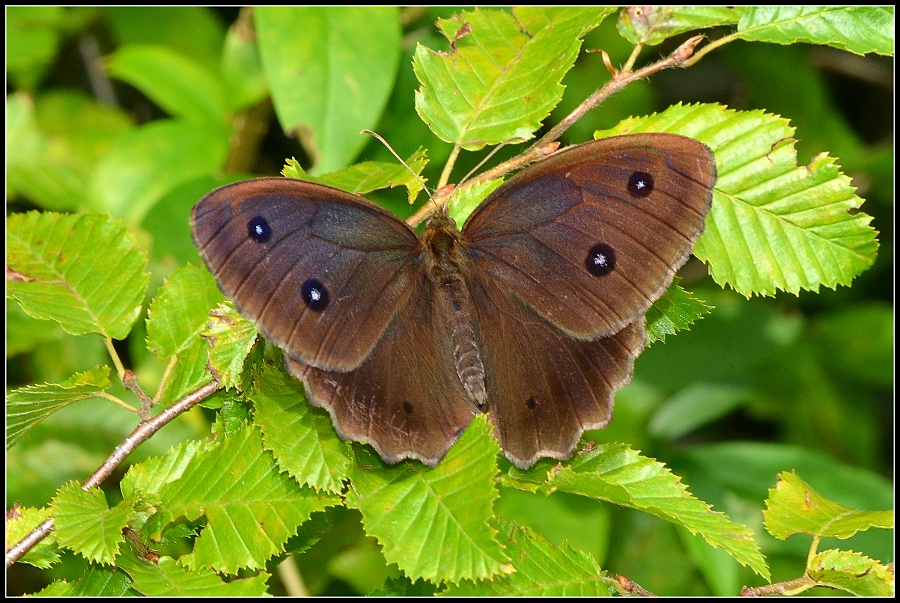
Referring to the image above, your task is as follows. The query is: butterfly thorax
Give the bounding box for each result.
[421,209,488,410]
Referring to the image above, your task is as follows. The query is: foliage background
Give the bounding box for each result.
[6,6,893,596]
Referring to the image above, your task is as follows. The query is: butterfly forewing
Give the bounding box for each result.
[463,133,716,339]
[191,178,421,371]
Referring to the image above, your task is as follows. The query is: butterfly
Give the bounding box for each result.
[191,133,716,468]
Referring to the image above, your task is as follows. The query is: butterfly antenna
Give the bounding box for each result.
[459,141,509,186]
[361,129,433,197]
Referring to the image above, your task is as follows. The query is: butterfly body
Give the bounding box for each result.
[192,133,716,468]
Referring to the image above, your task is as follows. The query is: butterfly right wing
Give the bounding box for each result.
[469,272,646,469]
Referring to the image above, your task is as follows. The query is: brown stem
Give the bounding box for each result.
[740,576,817,596]
[405,35,707,228]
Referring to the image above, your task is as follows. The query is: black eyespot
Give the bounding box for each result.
[403,402,414,415]
[627,171,654,198]
[585,243,616,277]
[526,397,537,410]
[247,216,272,243]
[301,279,329,312]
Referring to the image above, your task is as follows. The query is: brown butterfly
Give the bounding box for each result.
[191,133,716,468]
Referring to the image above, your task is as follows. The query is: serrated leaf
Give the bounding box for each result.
[35,562,138,596]
[504,442,769,580]
[737,6,894,56]
[255,6,401,173]
[157,337,216,405]
[446,521,610,596]
[414,7,612,149]
[147,424,338,574]
[147,264,223,358]
[763,471,893,541]
[6,366,112,448]
[345,414,508,584]
[203,301,259,390]
[121,440,206,503]
[251,364,352,493]
[106,44,229,124]
[808,549,894,597]
[373,575,440,596]
[617,5,742,45]
[283,148,430,204]
[600,103,879,297]
[117,551,270,596]
[146,264,224,403]
[5,505,60,569]
[51,482,136,565]
[645,279,713,344]
[448,179,503,226]
[7,212,150,339]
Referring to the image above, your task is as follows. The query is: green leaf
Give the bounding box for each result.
[808,549,894,596]
[146,424,339,574]
[6,6,65,90]
[283,148,430,204]
[51,482,136,565]
[414,7,612,149]
[203,302,258,391]
[648,383,750,441]
[88,119,230,224]
[147,264,222,358]
[103,7,226,74]
[617,5,742,45]
[601,103,880,297]
[255,7,401,173]
[158,342,215,406]
[117,550,270,596]
[106,44,230,125]
[736,6,894,56]
[7,90,134,212]
[221,19,268,112]
[145,264,223,403]
[446,521,610,596]
[345,414,509,583]
[763,471,893,540]
[448,179,503,226]
[7,212,150,339]
[810,303,894,389]
[645,280,713,344]
[6,366,112,449]
[36,562,138,597]
[5,505,60,569]
[121,439,206,502]
[251,364,353,494]
[504,442,769,580]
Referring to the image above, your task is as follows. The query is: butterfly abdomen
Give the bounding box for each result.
[440,276,488,410]
[423,209,489,410]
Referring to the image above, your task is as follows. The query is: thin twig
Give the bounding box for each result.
[404,35,707,228]
[5,380,221,568]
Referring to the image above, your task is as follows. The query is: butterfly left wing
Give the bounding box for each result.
[288,276,478,465]
[191,178,421,372]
